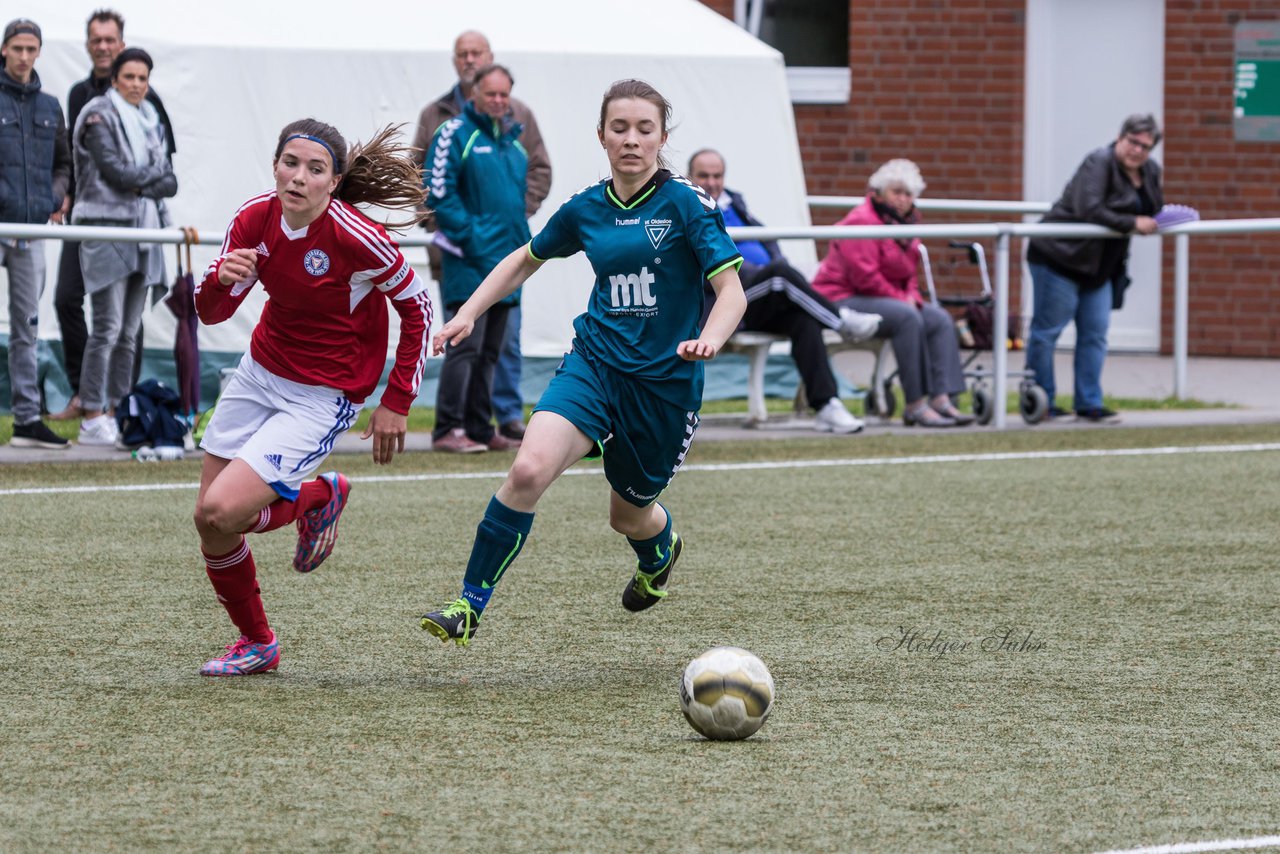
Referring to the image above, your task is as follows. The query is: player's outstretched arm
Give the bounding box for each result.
[677,265,745,361]
[432,244,544,355]
[361,404,407,465]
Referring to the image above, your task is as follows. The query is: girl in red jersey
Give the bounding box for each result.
[192,119,432,677]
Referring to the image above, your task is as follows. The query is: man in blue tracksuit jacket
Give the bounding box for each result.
[427,63,530,453]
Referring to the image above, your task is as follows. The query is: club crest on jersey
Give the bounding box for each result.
[303,249,330,276]
[645,219,672,250]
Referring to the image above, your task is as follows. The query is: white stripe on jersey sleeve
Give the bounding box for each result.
[328,200,397,266]
[405,291,432,395]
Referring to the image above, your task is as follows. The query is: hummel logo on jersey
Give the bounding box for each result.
[255,242,270,258]
[303,249,330,276]
[673,174,717,211]
[264,453,283,471]
[645,219,672,250]
[430,118,462,199]
[615,217,640,226]
[608,267,657,308]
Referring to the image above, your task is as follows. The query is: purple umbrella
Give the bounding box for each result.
[164,228,201,423]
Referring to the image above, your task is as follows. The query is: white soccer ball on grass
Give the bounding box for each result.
[679,646,774,740]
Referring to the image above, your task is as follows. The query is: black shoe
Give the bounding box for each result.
[499,419,526,440]
[419,598,480,646]
[1075,406,1121,423]
[622,533,681,612]
[1047,406,1072,419]
[10,420,70,450]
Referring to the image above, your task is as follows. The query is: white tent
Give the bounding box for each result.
[2,0,811,385]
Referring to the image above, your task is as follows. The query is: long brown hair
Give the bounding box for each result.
[274,119,428,228]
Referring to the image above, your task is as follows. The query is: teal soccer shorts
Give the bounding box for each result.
[534,345,698,507]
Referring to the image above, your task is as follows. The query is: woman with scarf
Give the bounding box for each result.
[70,47,177,446]
[812,159,971,428]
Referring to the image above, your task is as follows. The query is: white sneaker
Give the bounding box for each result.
[814,398,864,434]
[78,414,120,446]
[838,308,881,342]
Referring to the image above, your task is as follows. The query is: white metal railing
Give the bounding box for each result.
[808,196,1052,216]
[3,216,1278,429]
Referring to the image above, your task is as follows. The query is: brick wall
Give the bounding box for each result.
[1165,1,1280,356]
[700,0,1280,357]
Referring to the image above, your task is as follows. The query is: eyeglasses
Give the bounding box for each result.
[1123,135,1155,153]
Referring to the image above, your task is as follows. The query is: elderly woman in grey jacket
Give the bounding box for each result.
[71,47,176,446]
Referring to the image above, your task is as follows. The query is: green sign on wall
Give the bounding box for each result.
[1235,21,1280,140]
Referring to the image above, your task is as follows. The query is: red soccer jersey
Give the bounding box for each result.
[196,192,432,414]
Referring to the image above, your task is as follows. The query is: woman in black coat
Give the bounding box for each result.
[1024,114,1163,423]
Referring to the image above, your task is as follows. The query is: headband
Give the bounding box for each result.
[284,134,340,172]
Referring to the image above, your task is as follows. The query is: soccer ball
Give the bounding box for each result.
[679,646,775,740]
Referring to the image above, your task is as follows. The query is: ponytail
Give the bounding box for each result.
[339,125,429,229]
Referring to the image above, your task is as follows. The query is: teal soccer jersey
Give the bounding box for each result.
[529,170,742,410]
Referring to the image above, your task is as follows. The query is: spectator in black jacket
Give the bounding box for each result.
[49,8,176,422]
[1,18,71,449]
[689,148,878,434]
[1024,114,1163,424]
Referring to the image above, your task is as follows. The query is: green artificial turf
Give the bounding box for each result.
[1,425,1278,851]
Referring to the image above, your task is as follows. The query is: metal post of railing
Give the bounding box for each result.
[993,230,1011,429]
[1174,232,1190,400]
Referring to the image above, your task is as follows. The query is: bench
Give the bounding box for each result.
[721,330,893,426]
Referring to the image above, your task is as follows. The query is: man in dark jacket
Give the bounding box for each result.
[0,18,71,449]
[689,149,879,434]
[428,64,531,453]
[49,8,177,421]
[414,30,552,442]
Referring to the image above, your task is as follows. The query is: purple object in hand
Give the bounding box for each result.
[1155,204,1200,230]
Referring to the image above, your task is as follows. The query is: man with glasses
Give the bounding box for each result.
[1024,114,1163,424]
[413,31,552,444]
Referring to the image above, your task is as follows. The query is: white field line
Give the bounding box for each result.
[2,442,1278,498]
[1092,834,1280,854]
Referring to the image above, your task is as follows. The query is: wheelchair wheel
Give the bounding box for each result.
[878,380,898,418]
[1019,382,1049,424]
[863,380,897,418]
[972,386,994,426]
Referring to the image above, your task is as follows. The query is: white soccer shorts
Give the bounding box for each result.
[200,353,358,500]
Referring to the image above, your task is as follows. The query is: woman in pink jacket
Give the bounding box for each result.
[813,159,971,427]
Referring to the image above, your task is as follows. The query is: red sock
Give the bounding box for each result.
[248,478,331,533]
[203,537,272,643]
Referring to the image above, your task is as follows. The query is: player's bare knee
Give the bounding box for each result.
[197,496,241,535]
[505,455,553,500]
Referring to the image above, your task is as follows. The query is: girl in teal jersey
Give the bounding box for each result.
[420,79,746,646]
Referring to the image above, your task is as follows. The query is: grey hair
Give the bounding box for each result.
[1119,113,1162,145]
[868,159,926,197]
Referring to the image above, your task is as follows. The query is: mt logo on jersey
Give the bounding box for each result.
[607,267,657,308]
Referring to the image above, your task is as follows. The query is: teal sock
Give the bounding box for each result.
[460,496,534,614]
[627,505,673,572]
